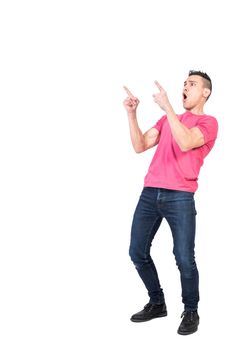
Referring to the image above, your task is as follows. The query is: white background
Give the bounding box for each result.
[0,0,233,349]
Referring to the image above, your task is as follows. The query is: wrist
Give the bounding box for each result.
[164,103,174,115]
[127,111,137,119]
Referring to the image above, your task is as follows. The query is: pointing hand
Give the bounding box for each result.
[152,81,171,112]
[123,86,140,113]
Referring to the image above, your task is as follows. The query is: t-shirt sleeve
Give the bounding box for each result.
[153,115,167,132]
[196,116,218,144]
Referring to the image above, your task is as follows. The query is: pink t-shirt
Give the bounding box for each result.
[144,111,218,192]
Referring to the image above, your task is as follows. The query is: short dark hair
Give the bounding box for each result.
[188,70,212,100]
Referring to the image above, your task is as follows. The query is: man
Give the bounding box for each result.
[123,70,218,335]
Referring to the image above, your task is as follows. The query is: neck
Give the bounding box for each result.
[186,107,204,115]
[184,99,206,116]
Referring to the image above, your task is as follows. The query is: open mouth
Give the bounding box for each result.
[183,93,187,101]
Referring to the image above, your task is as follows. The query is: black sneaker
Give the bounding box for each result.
[130,302,167,322]
[177,310,199,335]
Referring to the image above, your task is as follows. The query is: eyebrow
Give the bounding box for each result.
[184,80,198,85]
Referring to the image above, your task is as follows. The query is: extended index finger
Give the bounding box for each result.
[154,80,164,92]
[123,86,135,98]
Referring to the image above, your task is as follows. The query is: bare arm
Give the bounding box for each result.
[123,86,160,153]
[163,107,204,151]
[153,81,205,151]
[128,115,160,153]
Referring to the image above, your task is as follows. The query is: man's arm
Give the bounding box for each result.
[164,108,204,152]
[128,114,160,153]
[153,81,205,152]
[123,86,160,153]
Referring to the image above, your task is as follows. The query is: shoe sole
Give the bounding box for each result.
[177,327,198,335]
[130,312,168,322]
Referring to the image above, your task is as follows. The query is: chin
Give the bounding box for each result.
[183,101,192,110]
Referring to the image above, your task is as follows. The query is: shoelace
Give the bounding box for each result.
[181,311,196,322]
[144,302,163,311]
[144,303,153,310]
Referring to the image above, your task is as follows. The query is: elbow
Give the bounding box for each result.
[178,141,191,152]
[134,147,145,154]
[133,142,146,153]
[180,146,189,152]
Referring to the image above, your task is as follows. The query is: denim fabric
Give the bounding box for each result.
[129,187,199,311]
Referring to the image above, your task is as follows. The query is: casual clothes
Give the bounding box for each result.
[144,111,218,192]
[129,187,198,310]
[130,111,218,311]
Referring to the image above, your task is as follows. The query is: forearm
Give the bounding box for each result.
[153,81,195,151]
[165,105,193,151]
[127,112,145,153]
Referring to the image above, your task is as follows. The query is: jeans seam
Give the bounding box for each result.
[143,216,162,259]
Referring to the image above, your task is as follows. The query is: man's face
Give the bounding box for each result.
[182,75,208,110]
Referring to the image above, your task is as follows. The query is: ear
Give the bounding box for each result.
[203,88,211,99]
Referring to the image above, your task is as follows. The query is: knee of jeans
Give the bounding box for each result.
[174,254,197,277]
[129,245,139,263]
[173,249,196,275]
[129,245,148,269]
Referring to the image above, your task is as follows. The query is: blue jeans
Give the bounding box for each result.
[129,187,199,311]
